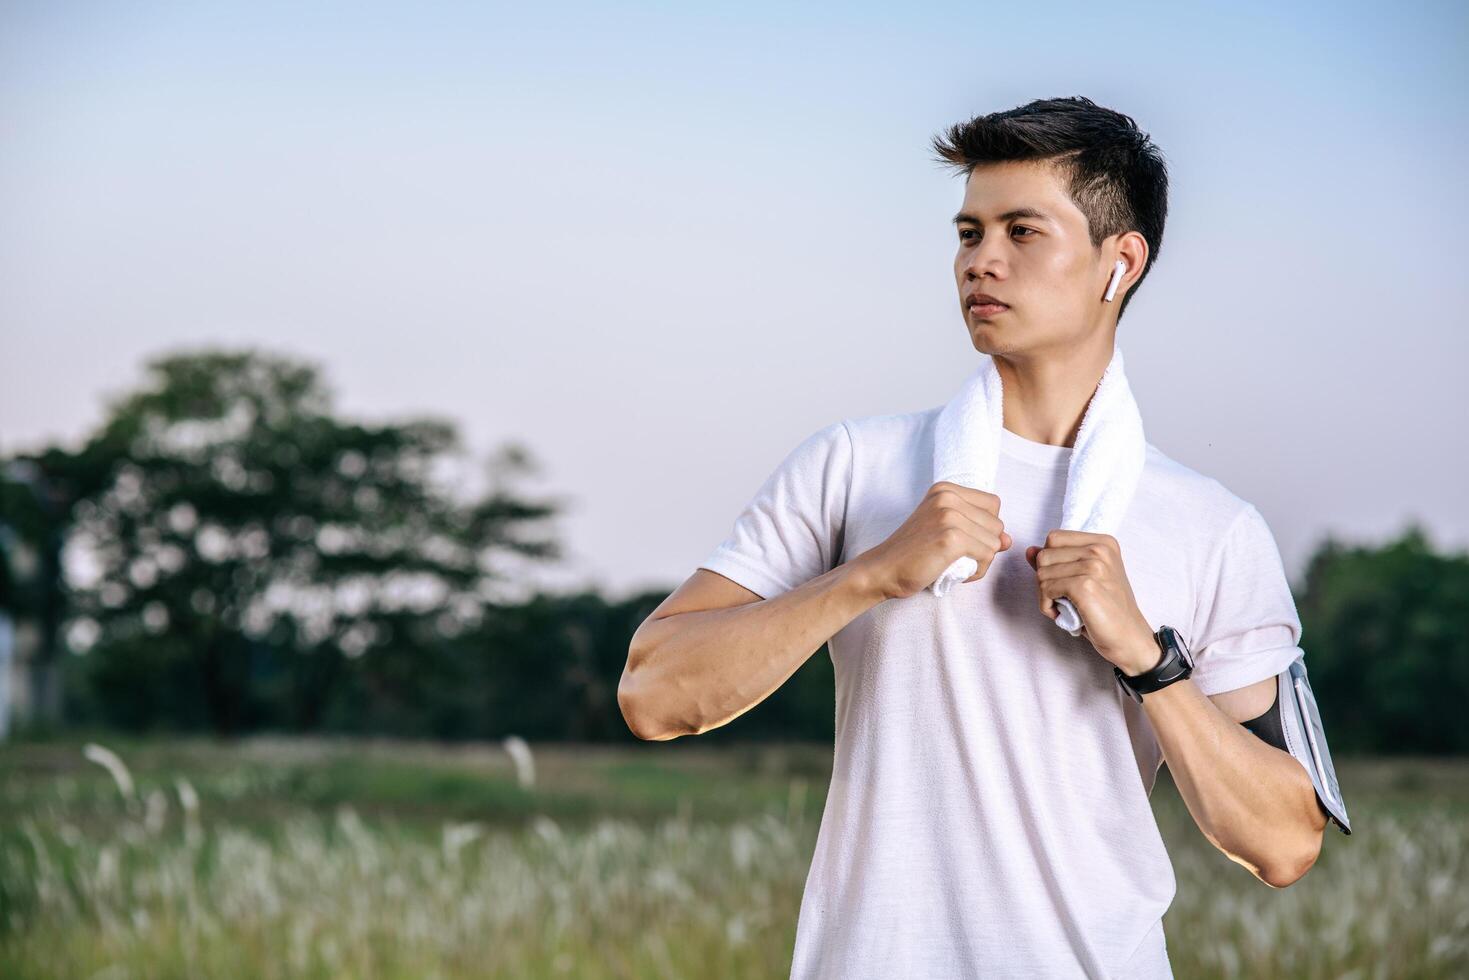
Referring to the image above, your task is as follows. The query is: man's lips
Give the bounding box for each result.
[965,291,1009,317]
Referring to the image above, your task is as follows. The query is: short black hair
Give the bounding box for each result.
[930,96,1169,321]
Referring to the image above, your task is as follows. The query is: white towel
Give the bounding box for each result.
[931,344,1147,637]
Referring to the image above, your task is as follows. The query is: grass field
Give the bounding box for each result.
[2,735,1467,978]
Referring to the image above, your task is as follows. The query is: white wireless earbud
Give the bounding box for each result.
[1103,258,1127,302]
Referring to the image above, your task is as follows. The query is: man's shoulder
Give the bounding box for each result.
[839,405,943,446]
[789,408,940,490]
[771,408,937,480]
[1138,441,1256,539]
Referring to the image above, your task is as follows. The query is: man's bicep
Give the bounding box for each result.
[647,568,764,624]
[1208,676,1278,725]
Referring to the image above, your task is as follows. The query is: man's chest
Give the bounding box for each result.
[838,466,1202,652]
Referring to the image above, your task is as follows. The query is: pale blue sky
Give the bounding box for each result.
[2,0,1466,599]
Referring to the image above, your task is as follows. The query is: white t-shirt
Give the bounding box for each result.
[698,405,1309,980]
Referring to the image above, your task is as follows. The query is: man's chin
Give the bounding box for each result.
[967,319,1005,347]
[967,320,1031,358]
[968,331,1006,357]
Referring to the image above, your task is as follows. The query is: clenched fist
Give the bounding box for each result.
[853,481,1013,602]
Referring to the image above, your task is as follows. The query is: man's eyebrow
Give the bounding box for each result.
[951,207,1057,226]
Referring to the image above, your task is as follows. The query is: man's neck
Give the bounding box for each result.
[993,338,1116,449]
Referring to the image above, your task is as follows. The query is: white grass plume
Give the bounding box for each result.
[501,735,535,789]
[175,776,202,848]
[82,742,135,802]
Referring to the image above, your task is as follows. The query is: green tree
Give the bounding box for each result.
[40,347,564,734]
[1297,523,1469,754]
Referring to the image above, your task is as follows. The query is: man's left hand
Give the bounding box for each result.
[1025,530,1158,675]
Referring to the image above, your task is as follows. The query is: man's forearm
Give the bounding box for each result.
[621,561,884,740]
[1138,671,1326,887]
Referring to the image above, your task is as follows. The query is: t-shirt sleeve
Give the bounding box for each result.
[1187,503,1308,697]
[697,419,853,599]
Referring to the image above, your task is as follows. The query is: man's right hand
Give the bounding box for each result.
[853,481,1012,602]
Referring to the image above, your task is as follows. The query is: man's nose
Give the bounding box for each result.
[961,241,1007,280]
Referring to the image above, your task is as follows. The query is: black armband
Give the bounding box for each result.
[1239,656,1352,836]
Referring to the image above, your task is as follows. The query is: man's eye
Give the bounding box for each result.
[958,227,1036,241]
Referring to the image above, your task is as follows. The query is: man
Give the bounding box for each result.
[618,95,1350,979]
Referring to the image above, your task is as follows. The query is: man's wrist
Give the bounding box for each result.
[1117,627,1163,677]
[837,557,889,609]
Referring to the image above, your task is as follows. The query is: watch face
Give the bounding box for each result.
[1162,626,1193,670]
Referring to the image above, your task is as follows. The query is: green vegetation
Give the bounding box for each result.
[2,736,1467,978]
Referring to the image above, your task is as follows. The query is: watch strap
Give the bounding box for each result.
[1114,626,1192,702]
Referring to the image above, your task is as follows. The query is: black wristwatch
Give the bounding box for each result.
[1114,625,1194,703]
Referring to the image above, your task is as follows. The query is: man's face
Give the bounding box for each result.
[952,160,1114,355]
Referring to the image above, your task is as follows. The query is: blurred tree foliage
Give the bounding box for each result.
[1296,524,1469,754]
[7,348,564,735]
[0,347,1463,751]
